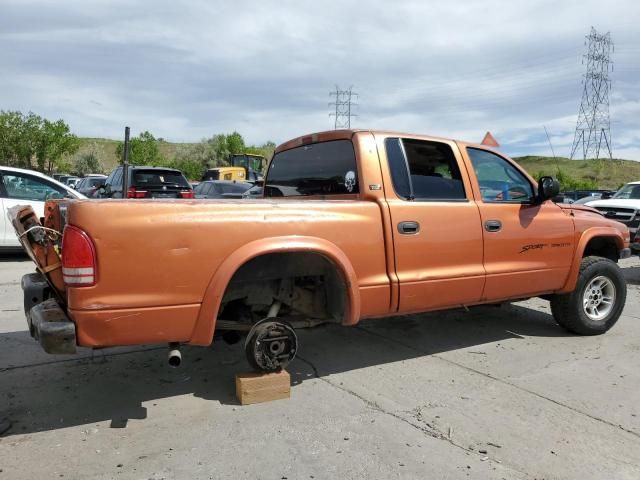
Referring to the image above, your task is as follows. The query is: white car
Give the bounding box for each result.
[1,166,86,251]
[586,181,640,251]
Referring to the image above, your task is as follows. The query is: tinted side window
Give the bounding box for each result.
[385,138,466,201]
[265,140,358,197]
[385,138,412,199]
[467,148,533,203]
[108,168,122,187]
[104,169,117,185]
[2,172,66,201]
[114,169,123,187]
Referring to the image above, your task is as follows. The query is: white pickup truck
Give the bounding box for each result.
[587,181,640,253]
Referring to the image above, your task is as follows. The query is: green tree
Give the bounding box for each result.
[167,158,203,181]
[246,141,276,161]
[225,131,245,155]
[37,119,80,173]
[73,148,105,175]
[172,134,233,174]
[0,111,79,172]
[0,111,41,168]
[168,132,276,180]
[115,131,167,166]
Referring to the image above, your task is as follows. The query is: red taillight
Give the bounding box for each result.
[180,190,194,199]
[62,226,96,287]
[127,187,147,199]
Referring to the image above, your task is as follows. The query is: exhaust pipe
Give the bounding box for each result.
[168,343,181,368]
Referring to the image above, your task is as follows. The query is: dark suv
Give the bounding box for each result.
[98,166,193,199]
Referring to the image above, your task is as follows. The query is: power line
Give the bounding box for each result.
[570,27,614,160]
[329,85,358,129]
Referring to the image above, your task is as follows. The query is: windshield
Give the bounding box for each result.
[215,182,251,194]
[265,140,358,197]
[132,170,189,188]
[202,170,220,181]
[88,177,105,186]
[613,183,640,199]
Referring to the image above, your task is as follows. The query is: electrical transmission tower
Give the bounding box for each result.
[329,86,357,129]
[570,27,614,160]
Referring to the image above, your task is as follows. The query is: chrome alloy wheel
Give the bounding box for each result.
[582,275,616,321]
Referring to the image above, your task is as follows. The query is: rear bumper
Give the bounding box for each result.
[22,272,77,354]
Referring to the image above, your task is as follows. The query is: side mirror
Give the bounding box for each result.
[538,176,560,202]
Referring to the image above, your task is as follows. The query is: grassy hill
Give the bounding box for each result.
[513,156,640,190]
[77,138,198,171]
[76,138,639,189]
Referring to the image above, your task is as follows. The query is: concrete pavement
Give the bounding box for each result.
[1,255,639,479]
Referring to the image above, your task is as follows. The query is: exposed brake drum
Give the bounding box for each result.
[244,318,298,372]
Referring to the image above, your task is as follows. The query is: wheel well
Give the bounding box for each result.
[583,236,618,262]
[218,252,347,326]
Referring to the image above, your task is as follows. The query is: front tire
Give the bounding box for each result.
[550,256,626,335]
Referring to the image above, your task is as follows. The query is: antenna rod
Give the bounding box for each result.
[544,126,560,174]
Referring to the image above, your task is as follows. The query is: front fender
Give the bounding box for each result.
[188,236,361,346]
[558,227,627,294]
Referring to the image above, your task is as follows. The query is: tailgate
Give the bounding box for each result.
[8,202,67,300]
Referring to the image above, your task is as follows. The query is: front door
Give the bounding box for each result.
[0,170,68,248]
[463,147,575,300]
[380,136,485,314]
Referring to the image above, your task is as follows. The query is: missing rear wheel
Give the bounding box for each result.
[244,318,298,372]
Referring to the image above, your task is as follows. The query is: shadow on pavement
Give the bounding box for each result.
[0,251,29,262]
[0,303,570,437]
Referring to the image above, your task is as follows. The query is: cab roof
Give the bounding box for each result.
[274,129,501,154]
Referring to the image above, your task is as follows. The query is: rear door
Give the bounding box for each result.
[0,170,68,247]
[463,147,574,300]
[379,136,485,313]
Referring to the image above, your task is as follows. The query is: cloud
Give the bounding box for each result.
[0,0,638,159]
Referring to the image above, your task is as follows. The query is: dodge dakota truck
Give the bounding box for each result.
[10,129,631,372]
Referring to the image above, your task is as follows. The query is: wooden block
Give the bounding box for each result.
[235,370,291,405]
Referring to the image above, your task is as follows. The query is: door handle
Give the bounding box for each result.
[484,220,502,232]
[398,221,420,235]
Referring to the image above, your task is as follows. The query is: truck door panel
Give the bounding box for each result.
[379,136,485,313]
[464,147,574,300]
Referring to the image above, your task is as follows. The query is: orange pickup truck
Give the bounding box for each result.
[10,129,631,372]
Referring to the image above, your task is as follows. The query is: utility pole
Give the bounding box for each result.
[122,126,130,195]
[570,27,614,160]
[329,86,358,129]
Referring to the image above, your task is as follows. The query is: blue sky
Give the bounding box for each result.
[1,0,639,159]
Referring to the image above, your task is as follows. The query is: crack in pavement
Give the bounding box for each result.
[295,354,532,479]
[355,326,640,440]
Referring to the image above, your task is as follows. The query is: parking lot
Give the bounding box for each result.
[0,254,639,479]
